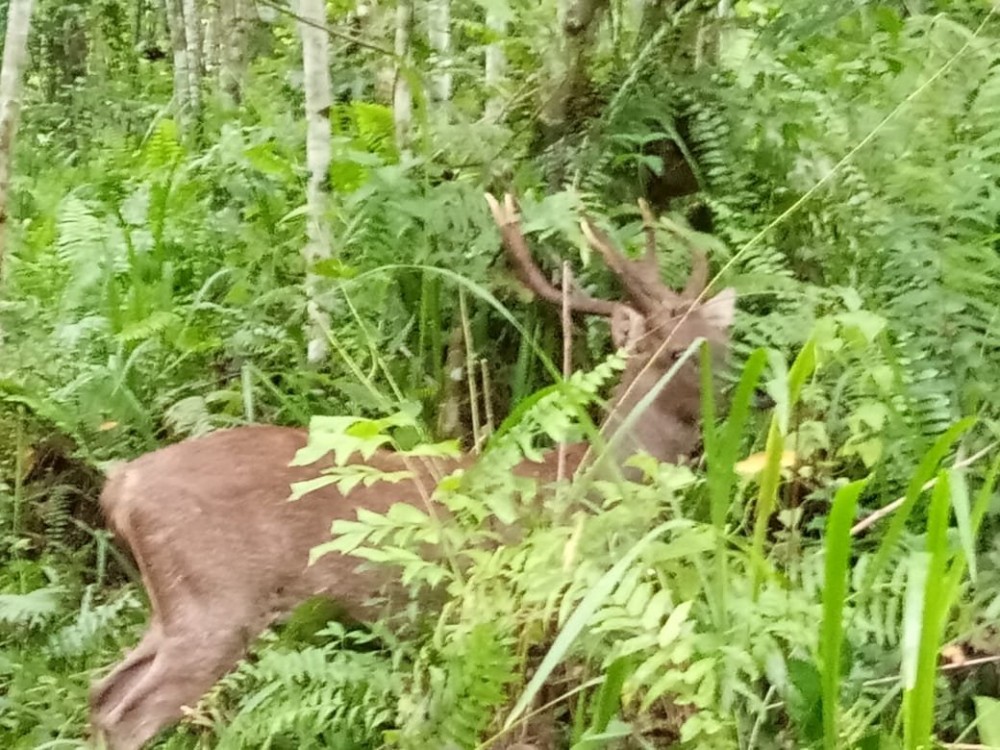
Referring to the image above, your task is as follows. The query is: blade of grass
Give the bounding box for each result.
[903,471,953,749]
[939,456,1000,624]
[751,341,818,596]
[571,656,633,749]
[864,418,975,593]
[751,418,784,595]
[820,478,869,750]
[701,345,768,627]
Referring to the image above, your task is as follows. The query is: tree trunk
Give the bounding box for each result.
[541,0,608,140]
[218,0,250,105]
[59,7,88,89]
[203,0,221,76]
[295,0,333,363]
[427,0,451,103]
[0,0,35,274]
[484,3,507,121]
[393,0,413,152]
[181,0,203,122]
[164,0,191,123]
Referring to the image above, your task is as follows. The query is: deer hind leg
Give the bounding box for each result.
[93,624,250,750]
[90,623,163,731]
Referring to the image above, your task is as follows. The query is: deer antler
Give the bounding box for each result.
[680,247,709,300]
[578,212,697,314]
[486,192,619,317]
[637,199,709,302]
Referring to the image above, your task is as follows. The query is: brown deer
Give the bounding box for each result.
[89,193,737,749]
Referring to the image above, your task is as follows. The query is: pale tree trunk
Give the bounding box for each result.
[393,0,413,152]
[0,0,35,274]
[427,0,451,103]
[484,3,507,121]
[542,0,608,138]
[203,0,220,76]
[164,0,192,122]
[296,0,333,363]
[181,0,203,121]
[218,0,250,105]
[349,3,372,100]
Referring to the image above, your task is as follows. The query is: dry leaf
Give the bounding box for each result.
[735,450,798,478]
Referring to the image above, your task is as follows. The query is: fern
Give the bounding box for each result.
[49,588,143,658]
[55,195,124,312]
[216,641,401,749]
[400,622,519,749]
[0,586,63,629]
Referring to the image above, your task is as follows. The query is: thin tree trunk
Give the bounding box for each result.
[427,0,451,103]
[203,0,221,76]
[542,0,608,138]
[296,0,333,363]
[218,0,249,105]
[393,0,413,152]
[180,0,203,121]
[164,0,191,122]
[484,3,507,121]
[0,0,36,273]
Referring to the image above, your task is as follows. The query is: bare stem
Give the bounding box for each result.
[557,260,573,484]
[459,290,482,453]
[850,442,997,536]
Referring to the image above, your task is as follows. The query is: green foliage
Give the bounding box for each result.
[3,0,1000,748]
[211,628,402,749]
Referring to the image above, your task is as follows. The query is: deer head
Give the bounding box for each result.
[487,192,735,466]
[88,193,736,750]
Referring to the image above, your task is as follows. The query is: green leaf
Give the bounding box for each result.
[974,696,1000,747]
[820,478,869,750]
[949,468,975,582]
[836,310,887,346]
[903,471,953,749]
[572,657,632,749]
[865,418,974,592]
[288,475,339,501]
[657,600,693,648]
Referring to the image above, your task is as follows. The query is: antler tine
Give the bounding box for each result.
[579,218,676,313]
[682,246,709,300]
[485,193,618,317]
[656,214,710,301]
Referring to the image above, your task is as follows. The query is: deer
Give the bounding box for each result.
[88,193,737,750]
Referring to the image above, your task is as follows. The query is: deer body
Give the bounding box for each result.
[90,194,737,749]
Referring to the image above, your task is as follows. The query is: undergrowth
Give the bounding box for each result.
[2,1,1000,748]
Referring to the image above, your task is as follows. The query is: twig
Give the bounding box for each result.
[863,654,1000,688]
[850,442,997,536]
[255,0,395,56]
[557,261,573,483]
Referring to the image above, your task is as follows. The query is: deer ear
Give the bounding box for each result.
[700,287,736,330]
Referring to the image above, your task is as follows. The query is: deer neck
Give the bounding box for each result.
[599,362,703,467]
